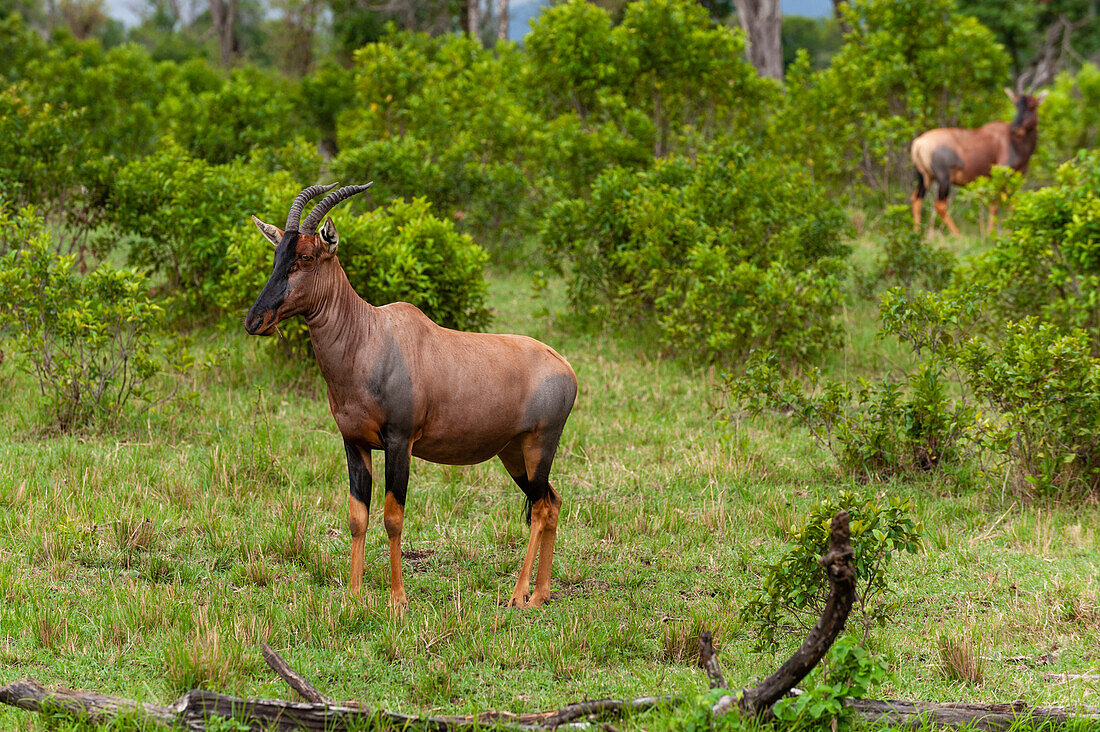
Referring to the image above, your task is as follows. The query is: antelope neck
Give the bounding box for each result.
[304,262,374,365]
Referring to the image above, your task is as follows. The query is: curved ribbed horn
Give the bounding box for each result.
[301,183,374,234]
[285,183,339,231]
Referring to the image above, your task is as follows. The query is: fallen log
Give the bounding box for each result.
[845,698,1100,731]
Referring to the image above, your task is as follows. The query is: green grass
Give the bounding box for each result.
[1,259,1099,730]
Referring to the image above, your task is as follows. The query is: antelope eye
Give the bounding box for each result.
[300,254,314,263]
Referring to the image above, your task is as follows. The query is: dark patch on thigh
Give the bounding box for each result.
[930,146,962,198]
[521,372,578,434]
[914,168,927,198]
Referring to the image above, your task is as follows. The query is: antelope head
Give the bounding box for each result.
[244,183,372,336]
[1004,87,1048,143]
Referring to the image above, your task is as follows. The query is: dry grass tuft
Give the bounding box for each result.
[661,617,717,665]
[938,632,984,685]
[114,515,156,552]
[164,607,233,693]
[34,606,69,651]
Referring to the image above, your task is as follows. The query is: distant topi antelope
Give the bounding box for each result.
[910,87,1047,234]
[244,184,577,611]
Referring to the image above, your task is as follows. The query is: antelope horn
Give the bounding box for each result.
[1016,69,1033,96]
[301,183,374,234]
[286,183,339,231]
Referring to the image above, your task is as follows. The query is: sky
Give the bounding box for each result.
[101,0,834,39]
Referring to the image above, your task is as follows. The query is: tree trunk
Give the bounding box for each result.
[733,0,782,80]
[495,0,507,42]
[208,0,237,67]
[465,0,480,43]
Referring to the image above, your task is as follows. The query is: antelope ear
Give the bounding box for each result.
[319,217,339,256]
[1034,89,1049,105]
[1004,87,1019,104]
[252,215,283,248]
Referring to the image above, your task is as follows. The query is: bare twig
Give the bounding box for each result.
[262,643,332,705]
[698,631,727,690]
[1044,673,1100,683]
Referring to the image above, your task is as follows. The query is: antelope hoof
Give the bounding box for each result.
[507,593,529,609]
[526,592,550,609]
[388,591,408,614]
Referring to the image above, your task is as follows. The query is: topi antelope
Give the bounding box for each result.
[244,184,577,610]
[910,88,1047,234]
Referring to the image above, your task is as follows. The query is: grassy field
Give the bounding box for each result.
[1,242,1099,730]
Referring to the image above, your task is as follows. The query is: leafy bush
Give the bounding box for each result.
[542,143,848,365]
[158,66,310,166]
[523,0,623,122]
[881,287,1100,497]
[1030,63,1100,181]
[740,493,922,650]
[612,0,773,156]
[726,353,973,479]
[0,222,160,432]
[333,31,540,247]
[957,165,1025,236]
[110,144,299,309]
[0,84,97,257]
[963,151,1100,345]
[334,198,491,332]
[859,206,957,295]
[957,321,1100,496]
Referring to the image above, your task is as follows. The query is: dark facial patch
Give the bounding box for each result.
[1011,94,1037,131]
[245,230,299,334]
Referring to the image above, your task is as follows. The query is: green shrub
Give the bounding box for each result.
[542,143,848,365]
[740,493,922,650]
[956,165,1024,236]
[859,206,957,295]
[523,0,623,123]
[772,635,889,731]
[725,353,973,479]
[1030,63,1100,181]
[0,221,160,432]
[963,151,1100,345]
[333,31,540,247]
[158,67,310,166]
[611,0,773,156]
[881,287,1100,497]
[110,144,298,310]
[957,321,1100,497]
[336,198,491,332]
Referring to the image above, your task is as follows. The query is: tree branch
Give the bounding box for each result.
[737,510,856,716]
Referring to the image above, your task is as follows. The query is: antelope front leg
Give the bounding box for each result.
[383,441,411,612]
[344,439,372,596]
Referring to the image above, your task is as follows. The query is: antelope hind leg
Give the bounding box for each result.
[384,492,408,612]
[526,489,561,608]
